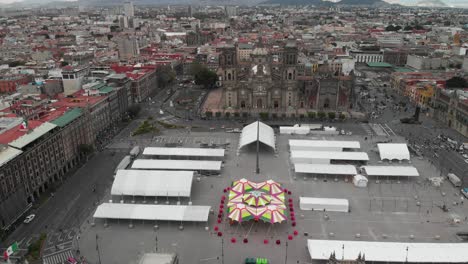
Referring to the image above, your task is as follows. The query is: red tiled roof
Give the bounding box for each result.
[0,120,43,144]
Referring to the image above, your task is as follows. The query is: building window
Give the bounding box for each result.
[240,101,246,108]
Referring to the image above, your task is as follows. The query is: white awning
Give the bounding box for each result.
[378,143,410,161]
[279,126,310,135]
[307,240,468,263]
[143,147,225,158]
[132,159,222,171]
[239,121,275,151]
[294,164,357,175]
[0,147,22,167]
[111,170,194,197]
[362,166,419,177]
[291,150,369,162]
[94,203,210,222]
[289,140,360,151]
[300,197,349,212]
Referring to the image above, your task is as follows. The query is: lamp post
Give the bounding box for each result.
[95,234,102,264]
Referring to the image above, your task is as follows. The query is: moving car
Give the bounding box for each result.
[24,214,35,224]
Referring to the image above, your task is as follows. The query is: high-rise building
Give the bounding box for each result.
[124,1,134,17]
[116,36,140,61]
[225,6,237,17]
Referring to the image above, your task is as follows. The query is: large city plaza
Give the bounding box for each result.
[77,122,468,264]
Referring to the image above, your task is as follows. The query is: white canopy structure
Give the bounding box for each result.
[132,159,222,172]
[238,121,275,151]
[143,147,225,158]
[362,166,419,177]
[94,203,210,222]
[307,240,468,263]
[299,197,349,212]
[111,170,194,197]
[279,126,309,135]
[353,174,368,187]
[294,164,357,175]
[378,143,410,161]
[114,155,131,174]
[290,150,369,164]
[289,140,360,151]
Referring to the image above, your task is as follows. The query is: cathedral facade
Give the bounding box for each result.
[217,39,354,114]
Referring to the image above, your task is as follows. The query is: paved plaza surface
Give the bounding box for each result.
[77,131,468,264]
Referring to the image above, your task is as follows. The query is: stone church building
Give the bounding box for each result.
[217,38,354,115]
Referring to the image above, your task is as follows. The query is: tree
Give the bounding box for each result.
[308,112,316,119]
[191,63,217,89]
[385,25,401,32]
[446,77,467,89]
[156,65,176,88]
[339,113,346,120]
[128,104,141,119]
[78,144,94,156]
[317,111,326,120]
[328,112,336,120]
[61,61,69,67]
[8,61,25,67]
[259,112,269,120]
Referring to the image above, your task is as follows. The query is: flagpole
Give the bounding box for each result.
[255,119,260,174]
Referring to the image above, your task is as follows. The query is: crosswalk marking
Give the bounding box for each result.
[360,123,374,136]
[43,249,74,264]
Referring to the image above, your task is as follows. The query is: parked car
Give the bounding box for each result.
[461,188,468,199]
[24,214,35,224]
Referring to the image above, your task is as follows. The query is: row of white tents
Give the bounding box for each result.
[93,146,228,223]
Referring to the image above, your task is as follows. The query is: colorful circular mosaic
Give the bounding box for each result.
[227,178,287,223]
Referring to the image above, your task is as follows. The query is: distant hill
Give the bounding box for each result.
[262,0,391,6]
[415,0,447,7]
[337,0,390,5]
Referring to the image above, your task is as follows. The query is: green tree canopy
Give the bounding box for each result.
[446,76,467,89]
[191,63,217,89]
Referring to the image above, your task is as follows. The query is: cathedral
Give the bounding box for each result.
[217,38,354,115]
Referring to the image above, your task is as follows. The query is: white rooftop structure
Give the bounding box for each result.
[362,166,419,177]
[294,164,357,175]
[290,150,369,164]
[139,253,177,264]
[9,122,57,149]
[289,140,360,151]
[300,197,349,212]
[239,121,275,151]
[111,170,194,197]
[94,203,210,222]
[0,146,22,167]
[132,159,222,171]
[307,240,468,263]
[143,147,225,158]
[378,143,410,161]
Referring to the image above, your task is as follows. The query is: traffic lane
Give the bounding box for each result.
[3,151,124,248]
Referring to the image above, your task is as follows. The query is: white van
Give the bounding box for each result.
[448,173,462,187]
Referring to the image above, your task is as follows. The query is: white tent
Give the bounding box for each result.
[143,147,225,158]
[289,140,360,151]
[111,170,193,197]
[377,143,410,161]
[290,150,369,164]
[132,159,222,172]
[353,174,368,188]
[94,203,210,222]
[307,240,468,263]
[279,126,309,135]
[294,164,357,175]
[299,197,349,212]
[362,166,419,177]
[238,121,275,151]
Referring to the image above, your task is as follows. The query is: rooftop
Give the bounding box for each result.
[367,62,393,68]
[50,108,83,127]
[8,122,57,150]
